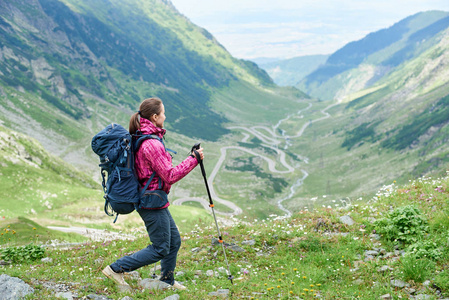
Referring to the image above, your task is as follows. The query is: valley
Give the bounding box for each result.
[173,97,345,220]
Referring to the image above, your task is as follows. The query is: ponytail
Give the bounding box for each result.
[129,112,140,135]
[129,97,163,134]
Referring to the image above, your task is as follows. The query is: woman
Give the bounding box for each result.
[102,97,204,289]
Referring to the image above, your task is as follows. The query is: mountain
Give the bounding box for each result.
[253,55,329,86]
[298,10,449,101]
[284,20,449,202]
[0,0,307,170]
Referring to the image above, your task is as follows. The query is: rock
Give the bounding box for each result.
[339,215,355,226]
[241,240,256,246]
[370,234,381,240]
[41,257,53,263]
[94,258,104,265]
[377,266,393,273]
[226,244,245,252]
[415,295,431,299]
[194,270,202,276]
[118,284,132,292]
[208,289,229,298]
[353,279,364,285]
[0,274,34,300]
[87,295,112,300]
[367,217,377,223]
[211,238,245,252]
[206,270,214,277]
[163,295,180,300]
[120,297,134,300]
[56,291,76,300]
[124,271,141,280]
[191,247,201,253]
[365,250,380,256]
[175,271,185,277]
[422,280,431,286]
[380,294,392,299]
[217,267,227,274]
[138,278,171,290]
[390,279,408,288]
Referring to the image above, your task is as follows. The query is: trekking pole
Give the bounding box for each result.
[151,262,158,279]
[192,143,234,285]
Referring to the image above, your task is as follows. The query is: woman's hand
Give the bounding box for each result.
[194,147,204,161]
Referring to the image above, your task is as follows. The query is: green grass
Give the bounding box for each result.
[0,174,447,299]
[0,217,87,246]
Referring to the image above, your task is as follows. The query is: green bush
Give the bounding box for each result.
[1,244,45,263]
[374,205,428,245]
[405,238,443,260]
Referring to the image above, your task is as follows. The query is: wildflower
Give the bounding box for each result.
[290,291,293,294]
[278,279,282,282]
[293,268,297,271]
[264,283,267,286]
[303,276,307,279]
[277,285,280,288]
[33,227,36,230]
[291,282,295,285]
[281,272,285,275]
[304,288,309,292]
[310,284,314,287]
[316,284,321,286]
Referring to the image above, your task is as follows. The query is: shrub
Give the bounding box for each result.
[374,205,428,245]
[405,238,442,260]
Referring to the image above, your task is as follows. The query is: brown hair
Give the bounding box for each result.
[129,97,163,134]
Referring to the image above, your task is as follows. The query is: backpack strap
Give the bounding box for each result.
[140,172,156,197]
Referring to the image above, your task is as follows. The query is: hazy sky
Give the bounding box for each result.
[170,0,449,60]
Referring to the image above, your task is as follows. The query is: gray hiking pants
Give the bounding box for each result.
[110,207,181,285]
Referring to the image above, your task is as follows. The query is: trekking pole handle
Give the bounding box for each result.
[191,143,203,164]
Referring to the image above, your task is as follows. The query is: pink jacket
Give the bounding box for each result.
[134,118,198,207]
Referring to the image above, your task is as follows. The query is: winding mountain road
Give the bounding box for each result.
[172,100,336,217]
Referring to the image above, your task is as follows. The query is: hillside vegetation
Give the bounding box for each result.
[1,174,448,299]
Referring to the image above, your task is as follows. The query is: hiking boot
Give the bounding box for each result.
[102,265,130,286]
[172,281,186,290]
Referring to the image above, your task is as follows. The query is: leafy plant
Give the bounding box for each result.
[405,238,442,260]
[374,205,428,245]
[1,244,45,263]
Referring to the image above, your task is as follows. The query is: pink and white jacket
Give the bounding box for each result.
[135,118,198,208]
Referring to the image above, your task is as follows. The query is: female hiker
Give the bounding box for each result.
[102,97,204,289]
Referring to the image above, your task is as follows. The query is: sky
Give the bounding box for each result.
[170,0,449,60]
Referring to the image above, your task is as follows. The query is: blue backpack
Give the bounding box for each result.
[91,123,165,222]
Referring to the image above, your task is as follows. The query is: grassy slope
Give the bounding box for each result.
[1,174,447,299]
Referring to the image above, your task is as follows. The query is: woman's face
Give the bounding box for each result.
[153,104,166,128]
